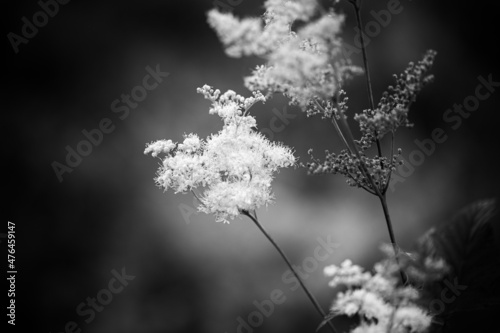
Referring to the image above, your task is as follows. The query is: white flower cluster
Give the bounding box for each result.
[207,0,360,109]
[145,85,295,223]
[324,257,432,333]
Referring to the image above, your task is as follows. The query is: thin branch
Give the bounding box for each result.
[191,189,204,206]
[349,0,385,166]
[378,194,407,284]
[336,111,379,194]
[351,2,376,111]
[242,211,338,333]
[313,99,376,195]
[382,131,395,195]
[314,100,353,155]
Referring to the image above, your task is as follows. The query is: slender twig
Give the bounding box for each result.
[315,88,375,189]
[382,131,395,195]
[313,100,375,195]
[378,194,406,284]
[314,100,353,154]
[350,1,376,111]
[348,0,385,166]
[336,112,377,191]
[191,189,204,205]
[242,210,338,333]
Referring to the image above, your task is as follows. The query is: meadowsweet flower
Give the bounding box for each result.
[299,14,344,42]
[350,323,387,333]
[207,10,263,57]
[265,0,318,22]
[323,246,435,333]
[334,289,393,320]
[145,85,295,223]
[208,0,360,109]
[324,259,372,288]
[144,139,176,158]
[391,306,431,333]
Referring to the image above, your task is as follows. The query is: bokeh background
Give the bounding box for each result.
[4,0,500,332]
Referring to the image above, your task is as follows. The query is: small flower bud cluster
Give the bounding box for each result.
[145,85,295,223]
[196,85,266,120]
[323,246,443,333]
[355,50,437,147]
[307,149,403,192]
[306,52,435,193]
[305,90,349,119]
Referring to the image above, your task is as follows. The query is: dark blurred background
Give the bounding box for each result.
[3,0,500,332]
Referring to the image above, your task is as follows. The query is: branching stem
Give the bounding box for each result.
[342,0,406,284]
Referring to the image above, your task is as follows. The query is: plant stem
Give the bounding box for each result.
[378,194,406,284]
[347,0,406,284]
[314,100,354,155]
[382,132,395,194]
[242,210,338,333]
[339,122,405,283]
[335,95,406,286]
[351,2,375,111]
[349,0,384,163]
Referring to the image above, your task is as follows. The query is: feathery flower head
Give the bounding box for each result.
[392,306,432,333]
[145,85,295,223]
[323,246,435,333]
[324,259,372,288]
[208,1,360,109]
[206,11,263,58]
[264,0,318,22]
